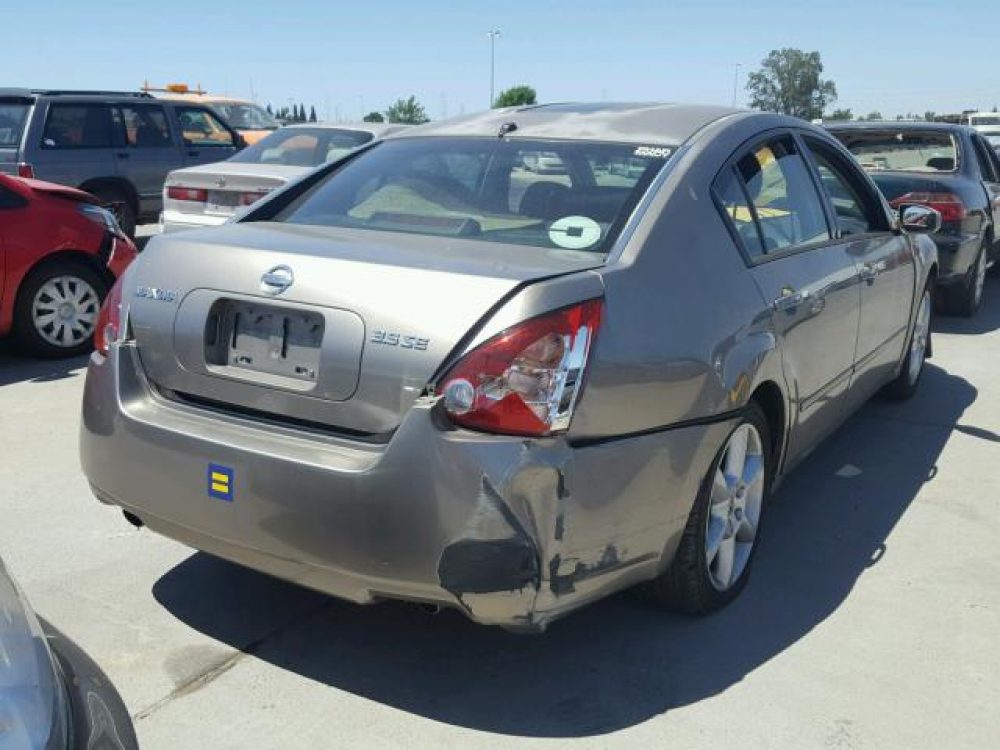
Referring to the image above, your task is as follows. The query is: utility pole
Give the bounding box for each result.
[488,29,501,107]
[732,64,742,107]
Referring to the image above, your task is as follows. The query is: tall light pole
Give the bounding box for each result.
[732,63,743,107]
[488,29,501,107]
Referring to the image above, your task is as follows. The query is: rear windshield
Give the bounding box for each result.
[230,127,373,167]
[266,137,672,256]
[213,103,280,131]
[971,115,1000,127]
[832,130,959,173]
[0,102,30,148]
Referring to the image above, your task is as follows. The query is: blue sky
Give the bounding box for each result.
[5,0,999,120]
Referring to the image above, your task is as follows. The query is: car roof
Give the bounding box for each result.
[283,121,409,137]
[0,88,154,100]
[825,120,969,134]
[392,102,743,146]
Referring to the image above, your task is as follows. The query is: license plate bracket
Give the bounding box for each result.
[205,300,324,384]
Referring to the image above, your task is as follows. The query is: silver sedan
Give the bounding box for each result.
[160,122,407,233]
[81,103,938,631]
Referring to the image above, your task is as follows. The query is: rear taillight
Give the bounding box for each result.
[94,276,125,356]
[166,186,208,202]
[16,162,34,179]
[239,190,269,206]
[438,299,603,437]
[889,192,967,222]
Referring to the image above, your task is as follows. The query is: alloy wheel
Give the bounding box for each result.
[705,423,766,592]
[908,289,931,385]
[31,275,100,349]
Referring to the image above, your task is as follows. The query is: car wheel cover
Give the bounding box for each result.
[908,289,931,385]
[31,275,100,348]
[705,423,765,592]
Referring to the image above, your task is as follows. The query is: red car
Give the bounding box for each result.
[0,174,137,357]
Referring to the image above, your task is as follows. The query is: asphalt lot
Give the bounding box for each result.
[1,272,999,748]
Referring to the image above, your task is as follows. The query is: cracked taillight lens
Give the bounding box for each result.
[439,299,603,436]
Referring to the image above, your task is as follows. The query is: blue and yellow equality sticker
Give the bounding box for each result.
[207,464,234,502]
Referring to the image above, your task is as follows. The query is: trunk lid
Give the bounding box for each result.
[130,222,601,435]
[165,163,305,218]
[867,171,957,203]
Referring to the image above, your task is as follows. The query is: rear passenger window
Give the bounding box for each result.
[715,167,765,259]
[804,139,881,236]
[972,136,1000,182]
[117,105,172,148]
[732,137,830,254]
[42,104,112,148]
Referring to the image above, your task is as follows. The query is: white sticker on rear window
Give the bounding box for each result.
[549,216,602,250]
[633,146,672,158]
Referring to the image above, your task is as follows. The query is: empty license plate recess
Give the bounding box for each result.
[205,299,324,384]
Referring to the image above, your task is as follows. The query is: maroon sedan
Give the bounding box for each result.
[0,174,137,357]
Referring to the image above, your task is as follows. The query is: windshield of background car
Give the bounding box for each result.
[971,115,1000,127]
[268,137,672,256]
[214,103,280,130]
[229,127,373,167]
[0,102,30,148]
[832,130,959,173]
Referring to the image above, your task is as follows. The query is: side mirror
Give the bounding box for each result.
[899,204,942,235]
[234,133,248,150]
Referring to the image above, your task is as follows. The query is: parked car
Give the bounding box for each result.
[0,174,136,357]
[826,121,1000,316]
[967,111,1000,142]
[0,89,242,236]
[81,103,937,632]
[161,122,407,233]
[0,555,138,749]
[146,84,281,145]
[522,151,566,173]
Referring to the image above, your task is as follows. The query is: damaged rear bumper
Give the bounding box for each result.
[81,345,733,631]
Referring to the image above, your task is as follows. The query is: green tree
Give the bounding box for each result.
[309,106,317,122]
[924,111,936,122]
[266,103,273,115]
[494,85,537,108]
[826,108,853,121]
[363,111,385,123]
[386,96,429,124]
[746,48,837,120]
[297,104,306,122]
[863,111,884,121]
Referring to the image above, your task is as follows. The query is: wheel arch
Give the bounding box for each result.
[747,380,787,477]
[78,177,139,215]
[16,250,114,304]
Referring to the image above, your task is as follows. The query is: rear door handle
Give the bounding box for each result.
[116,152,130,159]
[773,287,809,311]
[187,150,200,157]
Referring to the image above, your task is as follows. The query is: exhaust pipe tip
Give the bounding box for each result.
[122,510,144,529]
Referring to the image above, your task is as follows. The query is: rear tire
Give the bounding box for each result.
[944,243,986,317]
[13,261,107,358]
[882,283,932,401]
[639,402,772,614]
[91,186,136,238]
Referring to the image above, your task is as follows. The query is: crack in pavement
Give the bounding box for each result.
[133,599,335,722]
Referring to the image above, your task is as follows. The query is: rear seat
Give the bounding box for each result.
[551,186,631,223]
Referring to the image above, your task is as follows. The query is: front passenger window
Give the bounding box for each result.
[735,137,830,253]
